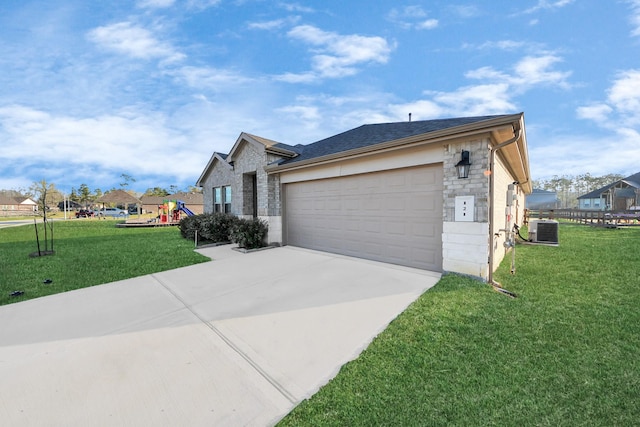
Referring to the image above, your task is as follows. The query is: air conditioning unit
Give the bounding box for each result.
[528,219,559,244]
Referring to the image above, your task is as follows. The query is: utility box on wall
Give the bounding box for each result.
[455,195,475,222]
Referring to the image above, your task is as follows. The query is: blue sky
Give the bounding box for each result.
[1,0,639,194]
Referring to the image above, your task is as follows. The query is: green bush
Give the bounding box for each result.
[199,213,237,242]
[179,213,238,243]
[179,214,201,240]
[231,217,269,249]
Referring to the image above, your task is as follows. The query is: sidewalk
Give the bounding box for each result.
[0,245,440,426]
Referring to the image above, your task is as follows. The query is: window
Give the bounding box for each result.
[214,186,232,213]
[224,186,232,213]
[214,187,222,212]
[594,199,601,207]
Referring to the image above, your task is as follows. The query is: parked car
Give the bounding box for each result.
[75,209,94,218]
[94,208,129,218]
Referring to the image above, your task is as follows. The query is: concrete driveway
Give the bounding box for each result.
[0,245,440,426]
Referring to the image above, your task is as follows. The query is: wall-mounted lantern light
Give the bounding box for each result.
[456,150,471,179]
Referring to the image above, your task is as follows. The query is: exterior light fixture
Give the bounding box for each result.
[456,150,471,179]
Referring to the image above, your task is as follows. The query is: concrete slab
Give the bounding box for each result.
[0,246,440,426]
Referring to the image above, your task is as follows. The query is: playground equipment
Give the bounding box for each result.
[158,200,195,223]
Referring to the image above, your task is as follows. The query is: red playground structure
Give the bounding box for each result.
[157,200,195,223]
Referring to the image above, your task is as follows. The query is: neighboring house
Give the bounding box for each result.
[526,189,558,210]
[577,172,640,210]
[0,196,38,216]
[197,113,531,281]
[140,192,204,215]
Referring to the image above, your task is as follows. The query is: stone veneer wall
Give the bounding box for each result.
[442,138,490,222]
[441,138,492,280]
[200,160,234,214]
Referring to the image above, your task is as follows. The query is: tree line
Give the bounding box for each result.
[531,173,625,209]
[1,176,201,210]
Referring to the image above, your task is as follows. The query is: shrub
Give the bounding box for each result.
[179,214,201,240]
[231,218,269,249]
[179,213,238,243]
[199,213,237,242]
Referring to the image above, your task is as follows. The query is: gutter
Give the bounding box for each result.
[487,123,523,297]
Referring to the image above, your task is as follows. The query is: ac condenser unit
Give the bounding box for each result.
[528,219,559,244]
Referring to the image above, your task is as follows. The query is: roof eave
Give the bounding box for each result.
[266,113,526,174]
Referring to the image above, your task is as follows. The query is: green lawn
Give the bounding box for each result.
[0,220,209,306]
[279,223,640,426]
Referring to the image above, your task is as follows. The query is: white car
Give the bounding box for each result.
[94,208,129,218]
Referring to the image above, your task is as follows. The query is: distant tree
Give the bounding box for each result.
[533,173,628,209]
[185,185,202,194]
[78,183,92,206]
[120,173,136,189]
[144,187,170,197]
[168,184,179,194]
[0,189,26,198]
[94,188,103,199]
[69,187,79,203]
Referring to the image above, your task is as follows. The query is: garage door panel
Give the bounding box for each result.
[285,165,443,271]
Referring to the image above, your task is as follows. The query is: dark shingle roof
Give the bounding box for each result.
[281,115,510,165]
[578,171,640,199]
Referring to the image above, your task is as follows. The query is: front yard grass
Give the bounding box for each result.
[279,223,640,426]
[0,220,209,306]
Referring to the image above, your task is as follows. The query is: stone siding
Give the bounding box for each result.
[442,138,490,223]
[200,159,234,214]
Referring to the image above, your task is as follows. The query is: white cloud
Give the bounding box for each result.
[522,0,575,15]
[607,69,640,116]
[628,0,640,36]
[87,22,185,63]
[0,105,198,185]
[417,19,439,30]
[283,25,393,81]
[137,0,175,8]
[576,104,612,123]
[387,54,570,120]
[388,6,439,30]
[578,69,640,128]
[171,65,254,90]
[466,55,572,91]
[278,3,315,13]
[247,16,300,31]
[185,0,222,10]
[450,5,480,18]
[465,40,528,51]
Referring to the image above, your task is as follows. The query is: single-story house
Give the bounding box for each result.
[526,189,558,210]
[140,192,204,215]
[577,172,640,210]
[197,113,531,281]
[0,195,38,216]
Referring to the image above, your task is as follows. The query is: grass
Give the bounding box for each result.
[278,223,640,426]
[0,219,209,306]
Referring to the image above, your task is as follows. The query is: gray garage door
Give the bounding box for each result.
[284,164,443,271]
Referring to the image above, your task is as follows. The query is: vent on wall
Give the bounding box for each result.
[528,220,559,244]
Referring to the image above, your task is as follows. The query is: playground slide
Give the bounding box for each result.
[177,201,195,216]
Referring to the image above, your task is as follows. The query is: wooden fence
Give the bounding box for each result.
[525,209,640,227]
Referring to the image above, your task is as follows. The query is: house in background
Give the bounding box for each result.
[140,192,204,215]
[577,171,640,210]
[0,195,38,216]
[197,113,531,281]
[526,189,558,210]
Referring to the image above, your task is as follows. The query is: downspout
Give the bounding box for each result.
[487,125,522,297]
